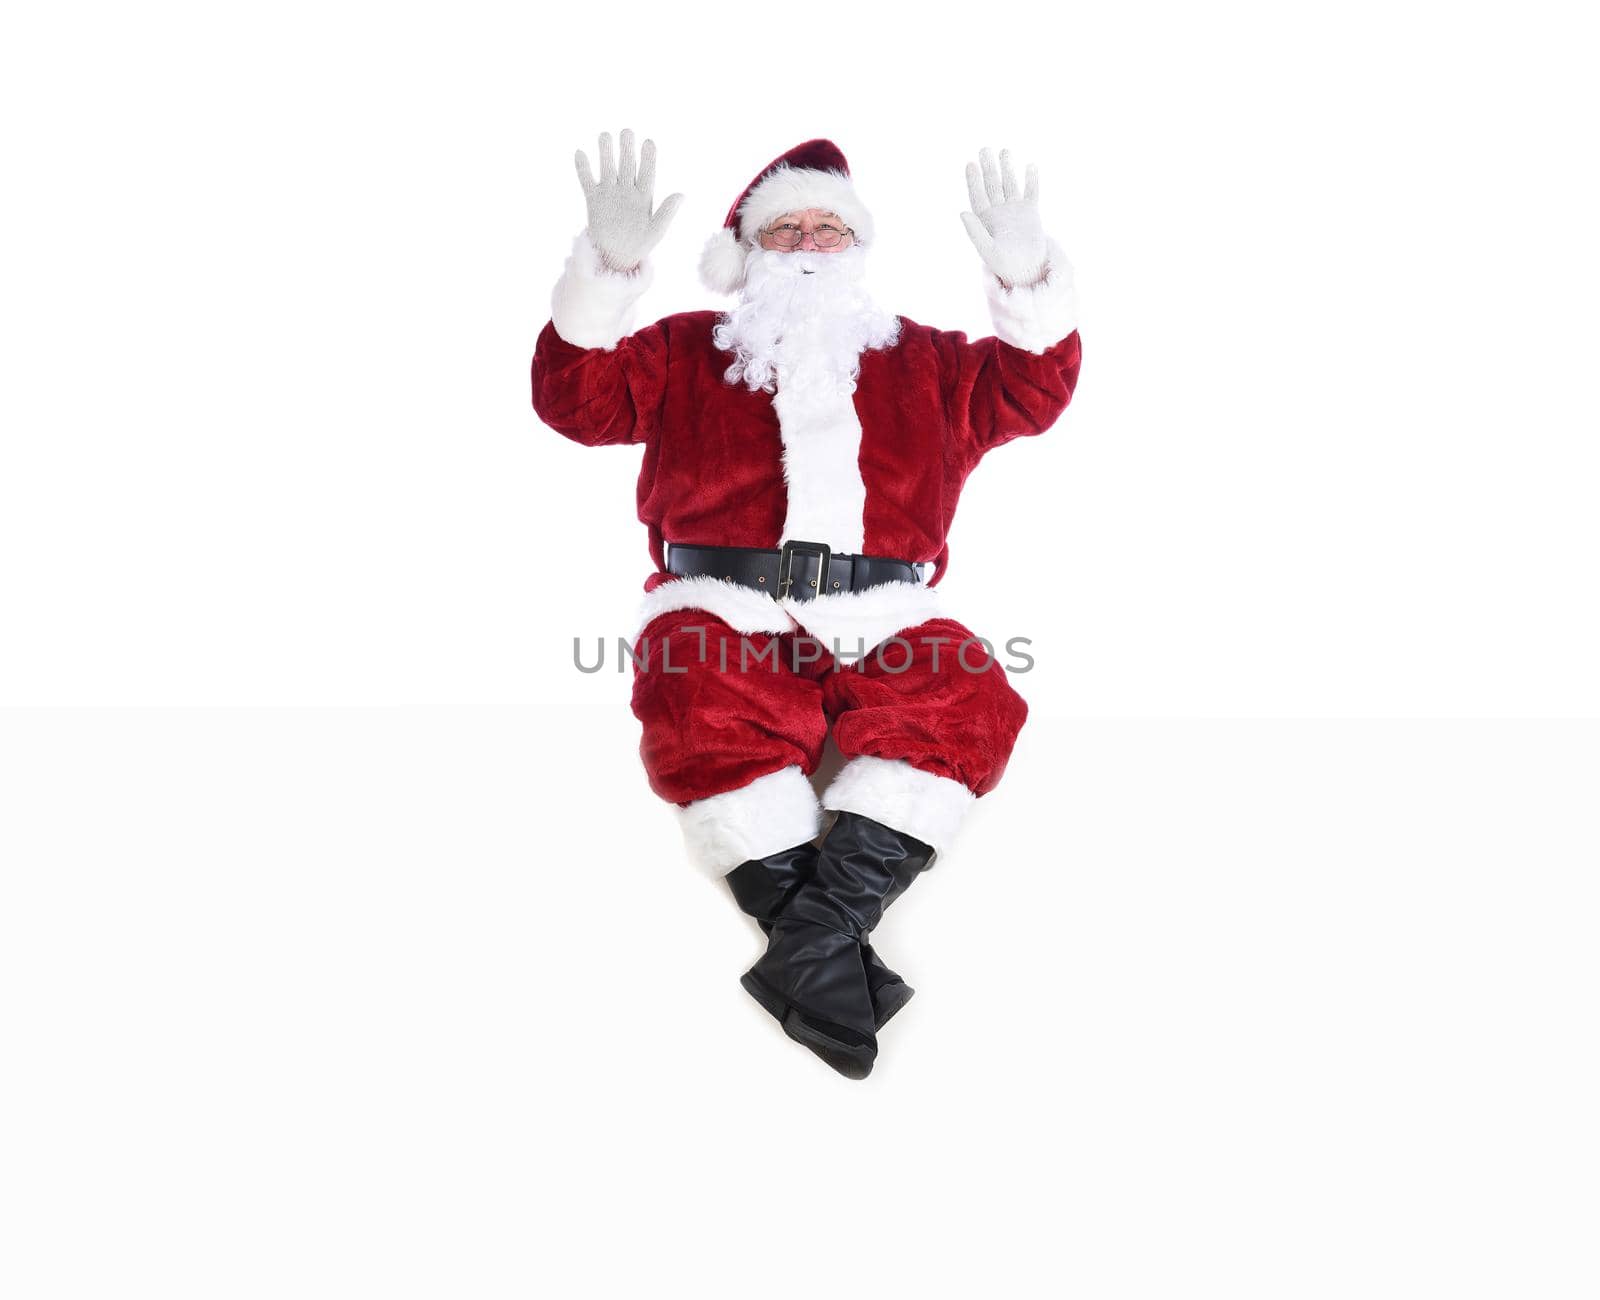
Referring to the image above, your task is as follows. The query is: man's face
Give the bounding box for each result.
[757,208,855,254]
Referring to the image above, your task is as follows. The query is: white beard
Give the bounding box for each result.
[710,245,903,554]
[712,245,901,396]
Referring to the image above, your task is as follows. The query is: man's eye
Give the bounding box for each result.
[775,225,801,233]
[816,226,843,236]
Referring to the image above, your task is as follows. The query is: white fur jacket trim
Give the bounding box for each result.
[634,576,943,659]
[782,580,943,663]
[550,230,654,351]
[635,575,800,640]
[984,238,1079,354]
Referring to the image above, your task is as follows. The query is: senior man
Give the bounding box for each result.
[530,131,1081,1077]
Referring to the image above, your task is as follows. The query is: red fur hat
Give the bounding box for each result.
[698,139,875,295]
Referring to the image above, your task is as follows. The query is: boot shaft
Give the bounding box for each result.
[784,811,936,939]
[724,843,814,924]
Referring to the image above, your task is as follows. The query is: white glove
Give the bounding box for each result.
[573,129,684,274]
[960,147,1048,289]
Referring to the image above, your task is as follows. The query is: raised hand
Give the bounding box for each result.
[960,147,1048,289]
[573,129,684,274]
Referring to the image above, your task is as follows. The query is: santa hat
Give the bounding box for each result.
[698,139,876,295]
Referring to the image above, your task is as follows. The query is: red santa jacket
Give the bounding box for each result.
[530,233,1081,651]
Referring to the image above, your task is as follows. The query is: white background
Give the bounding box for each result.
[1,1,1596,1297]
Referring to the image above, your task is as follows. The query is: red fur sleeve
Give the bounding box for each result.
[934,327,1083,470]
[529,318,670,449]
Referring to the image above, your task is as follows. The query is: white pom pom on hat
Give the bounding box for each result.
[697,139,875,295]
[698,227,749,297]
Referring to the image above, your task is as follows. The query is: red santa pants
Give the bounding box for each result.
[629,608,1028,875]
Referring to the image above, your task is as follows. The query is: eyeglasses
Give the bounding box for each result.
[762,222,854,249]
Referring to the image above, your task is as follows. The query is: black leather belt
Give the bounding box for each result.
[666,540,925,604]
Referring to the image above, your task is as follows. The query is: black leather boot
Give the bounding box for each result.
[740,813,936,1079]
[726,843,915,1030]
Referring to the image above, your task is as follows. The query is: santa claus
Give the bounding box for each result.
[531,130,1081,1077]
